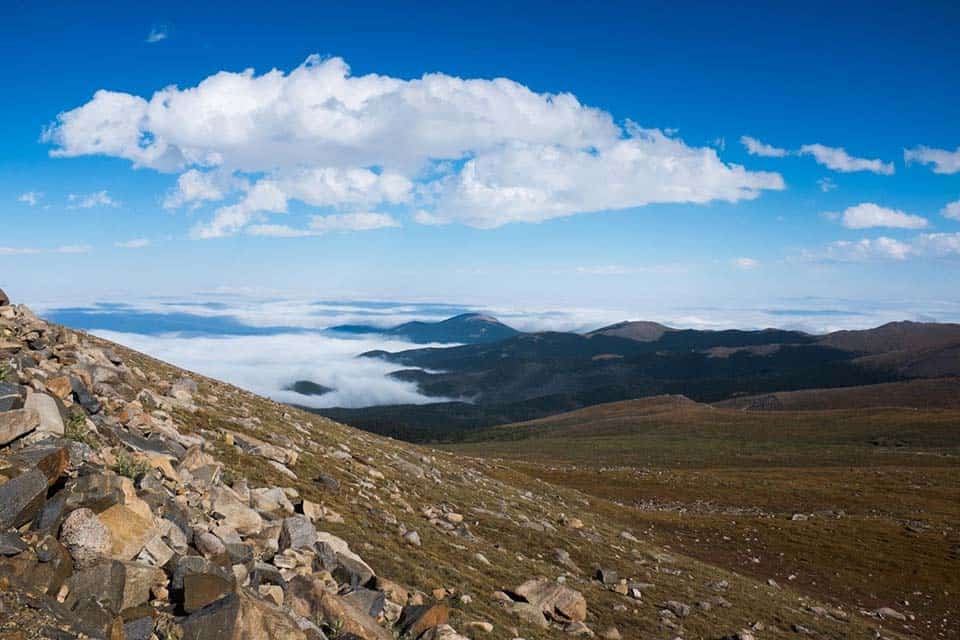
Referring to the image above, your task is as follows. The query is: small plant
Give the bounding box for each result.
[65,413,94,445]
[0,366,8,382]
[113,450,151,480]
[327,619,345,639]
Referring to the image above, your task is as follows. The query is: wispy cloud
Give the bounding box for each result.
[115,238,151,249]
[799,144,894,175]
[740,136,788,158]
[67,190,120,209]
[831,202,928,229]
[732,257,760,270]
[942,199,960,221]
[18,191,43,206]
[146,25,168,43]
[0,247,42,256]
[904,145,960,175]
[54,244,93,254]
[803,233,960,262]
[816,177,837,192]
[245,212,401,238]
[0,244,92,256]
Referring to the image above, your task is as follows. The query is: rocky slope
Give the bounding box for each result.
[0,290,916,640]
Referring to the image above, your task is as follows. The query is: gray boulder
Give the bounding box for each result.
[279,515,317,551]
[59,507,112,568]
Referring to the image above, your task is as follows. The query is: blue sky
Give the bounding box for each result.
[2,0,959,316]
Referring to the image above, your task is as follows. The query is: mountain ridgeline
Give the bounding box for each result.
[314,318,960,441]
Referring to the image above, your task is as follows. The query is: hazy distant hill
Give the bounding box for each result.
[586,320,673,341]
[330,312,520,344]
[817,320,960,354]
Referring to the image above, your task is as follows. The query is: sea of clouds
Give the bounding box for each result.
[32,294,960,409]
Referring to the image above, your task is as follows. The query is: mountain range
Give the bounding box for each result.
[315,318,960,441]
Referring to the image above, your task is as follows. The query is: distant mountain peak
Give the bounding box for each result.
[330,312,520,344]
[586,320,674,342]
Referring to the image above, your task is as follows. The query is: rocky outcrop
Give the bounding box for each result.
[0,296,473,640]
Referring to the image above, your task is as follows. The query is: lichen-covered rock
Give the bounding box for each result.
[59,507,112,568]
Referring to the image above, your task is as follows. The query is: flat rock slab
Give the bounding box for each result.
[0,408,40,445]
[97,504,158,560]
[24,393,64,437]
[181,591,307,640]
[9,444,70,486]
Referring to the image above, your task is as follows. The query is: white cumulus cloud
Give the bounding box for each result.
[835,202,928,229]
[740,136,788,157]
[799,144,894,175]
[45,55,784,236]
[904,145,960,174]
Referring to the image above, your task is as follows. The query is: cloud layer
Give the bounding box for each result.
[45,55,784,236]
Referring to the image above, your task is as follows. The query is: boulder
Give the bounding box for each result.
[65,560,164,613]
[211,486,263,536]
[513,578,587,623]
[224,428,298,466]
[24,392,65,437]
[181,591,307,640]
[509,602,549,628]
[315,531,375,587]
[287,576,392,640]
[0,381,26,411]
[0,287,8,306]
[398,603,450,638]
[45,375,73,400]
[250,486,295,517]
[0,408,39,445]
[97,504,158,560]
[183,570,234,613]
[69,377,102,414]
[9,445,69,490]
[196,530,226,558]
[60,507,112,568]
[0,531,28,556]
[279,515,317,551]
[342,587,387,619]
[0,467,48,529]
